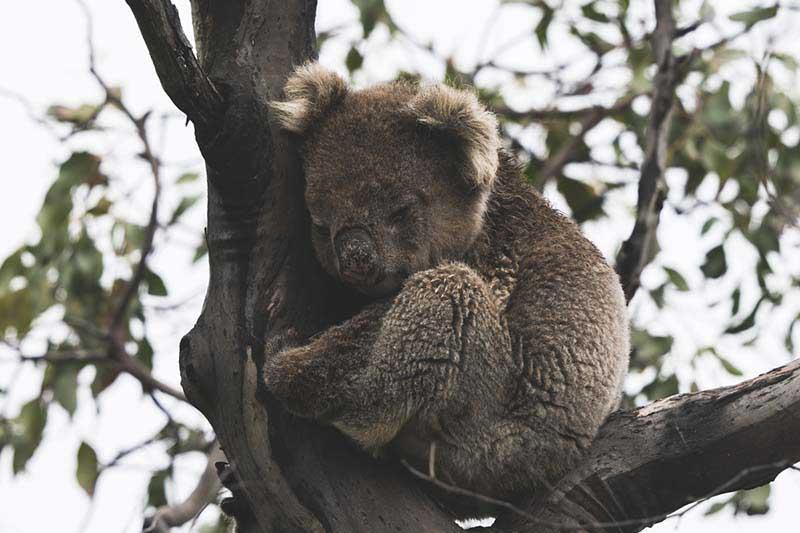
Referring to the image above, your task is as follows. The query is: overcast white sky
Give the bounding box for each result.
[0,1,798,532]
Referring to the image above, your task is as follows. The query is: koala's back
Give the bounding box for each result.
[399,152,630,510]
[478,152,629,431]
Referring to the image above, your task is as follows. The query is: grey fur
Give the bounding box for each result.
[265,63,630,518]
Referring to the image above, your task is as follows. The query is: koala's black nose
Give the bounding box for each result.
[334,228,381,287]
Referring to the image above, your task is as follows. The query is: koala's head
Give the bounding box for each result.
[270,63,500,296]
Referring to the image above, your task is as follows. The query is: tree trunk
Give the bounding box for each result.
[123,1,800,532]
[128,0,461,531]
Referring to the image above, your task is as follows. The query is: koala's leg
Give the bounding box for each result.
[264,262,516,451]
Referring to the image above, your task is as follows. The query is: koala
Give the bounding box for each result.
[264,63,630,520]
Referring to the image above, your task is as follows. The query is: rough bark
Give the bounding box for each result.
[122,1,800,532]
[127,1,460,532]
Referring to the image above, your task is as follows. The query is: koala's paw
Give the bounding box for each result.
[262,331,333,419]
[260,329,307,403]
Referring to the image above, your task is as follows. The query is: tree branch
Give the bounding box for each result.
[493,97,634,125]
[13,349,186,402]
[126,1,800,532]
[499,358,800,532]
[615,0,679,302]
[123,0,223,130]
[144,442,224,532]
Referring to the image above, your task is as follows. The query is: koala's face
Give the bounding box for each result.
[271,65,500,296]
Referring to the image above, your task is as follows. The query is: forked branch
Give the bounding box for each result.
[124,0,223,130]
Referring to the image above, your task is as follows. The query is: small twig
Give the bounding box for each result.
[117,354,186,401]
[494,94,636,125]
[7,344,187,402]
[20,351,108,364]
[102,434,162,471]
[0,86,61,137]
[143,442,225,533]
[72,0,184,404]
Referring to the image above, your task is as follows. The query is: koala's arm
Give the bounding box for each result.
[264,262,514,450]
[264,300,390,423]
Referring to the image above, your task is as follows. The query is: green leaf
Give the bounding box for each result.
[701,348,744,377]
[725,297,765,334]
[717,356,743,376]
[176,172,200,185]
[47,104,102,126]
[701,245,727,279]
[144,268,168,297]
[90,366,121,398]
[570,27,615,56]
[785,314,799,354]
[147,468,170,507]
[192,238,208,264]
[705,501,728,516]
[120,223,145,255]
[641,374,679,401]
[345,47,364,73]
[353,0,394,38]
[87,197,112,217]
[76,442,99,496]
[13,442,36,475]
[580,3,609,23]
[53,365,79,416]
[169,195,201,225]
[729,5,778,29]
[12,398,47,473]
[732,484,771,515]
[631,329,673,367]
[534,5,554,49]
[557,176,604,223]
[650,283,666,309]
[700,217,718,235]
[731,287,741,316]
[137,338,155,370]
[664,267,689,291]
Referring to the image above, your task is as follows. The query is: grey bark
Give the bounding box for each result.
[122,1,800,532]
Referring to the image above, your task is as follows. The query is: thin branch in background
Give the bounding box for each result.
[72,0,187,402]
[143,441,225,533]
[0,86,61,137]
[615,0,679,303]
[101,433,162,472]
[535,94,637,188]
[19,351,108,364]
[2,1,192,405]
[493,94,636,125]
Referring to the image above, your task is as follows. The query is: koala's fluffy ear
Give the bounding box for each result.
[269,62,348,134]
[408,85,500,190]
